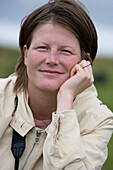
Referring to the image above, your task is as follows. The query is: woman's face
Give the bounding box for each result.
[24,22,81,92]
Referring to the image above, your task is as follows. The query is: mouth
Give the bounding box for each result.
[39,69,63,75]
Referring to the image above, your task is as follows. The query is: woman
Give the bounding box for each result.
[0,0,113,169]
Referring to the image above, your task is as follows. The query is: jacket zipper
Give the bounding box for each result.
[21,130,42,170]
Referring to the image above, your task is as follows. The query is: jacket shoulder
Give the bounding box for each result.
[0,76,17,138]
[0,75,17,96]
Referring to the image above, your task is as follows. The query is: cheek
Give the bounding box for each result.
[63,57,80,72]
[26,54,40,79]
[27,52,42,68]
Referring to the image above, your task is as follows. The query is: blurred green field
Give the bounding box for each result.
[0,47,113,169]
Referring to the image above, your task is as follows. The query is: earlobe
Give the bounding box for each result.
[23,45,28,66]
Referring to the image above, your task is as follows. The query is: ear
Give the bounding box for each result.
[86,53,90,56]
[23,45,28,66]
[86,53,92,65]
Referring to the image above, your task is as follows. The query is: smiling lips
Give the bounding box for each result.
[39,69,63,75]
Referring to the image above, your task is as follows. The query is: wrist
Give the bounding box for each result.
[56,90,74,114]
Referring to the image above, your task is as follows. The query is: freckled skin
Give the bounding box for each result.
[24,22,81,93]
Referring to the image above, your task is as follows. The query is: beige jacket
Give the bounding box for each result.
[0,76,113,170]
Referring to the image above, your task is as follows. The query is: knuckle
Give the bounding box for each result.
[86,60,91,65]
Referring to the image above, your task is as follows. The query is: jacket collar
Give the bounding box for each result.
[10,90,35,137]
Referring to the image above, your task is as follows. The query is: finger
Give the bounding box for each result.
[80,60,94,83]
[70,60,90,77]
[81,60,92,75]
[83,60,92,74]
[79,60,91,69]
[83,63,91,68]
[83,61,94,84]
[70,63,84,77]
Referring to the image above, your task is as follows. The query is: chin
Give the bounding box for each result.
[35,77,69,92]
[37,82,63,92]
[40,85,60,92]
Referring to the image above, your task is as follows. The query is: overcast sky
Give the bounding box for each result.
[0,0,113,57]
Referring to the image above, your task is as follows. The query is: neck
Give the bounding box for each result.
[28,85,58,120]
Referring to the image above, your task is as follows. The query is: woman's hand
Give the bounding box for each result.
[56,60,94,113]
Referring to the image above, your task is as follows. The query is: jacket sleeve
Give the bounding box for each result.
[0,77,15,139]
[43,109,113,170]
[0,116,13,139]
[0,94,14,139]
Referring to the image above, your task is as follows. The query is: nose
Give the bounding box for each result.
[46,51,59,65]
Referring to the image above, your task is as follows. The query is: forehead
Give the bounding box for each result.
[30,22,81,53]
[31,21,78,42]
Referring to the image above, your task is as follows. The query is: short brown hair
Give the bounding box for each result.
[14,0,98,94]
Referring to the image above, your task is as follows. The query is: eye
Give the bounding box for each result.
[61,49,73,55]
[37,46,48,51]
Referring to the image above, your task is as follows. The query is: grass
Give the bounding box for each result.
[92,59,113,170]
[0,47,113,169]
[0,47,20,77]
[93,58,113,111]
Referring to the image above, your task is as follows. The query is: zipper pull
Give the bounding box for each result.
[35,130,42,144]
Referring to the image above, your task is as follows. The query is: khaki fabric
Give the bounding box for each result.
[0,76,113,170]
